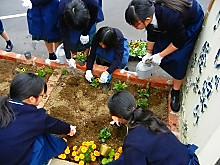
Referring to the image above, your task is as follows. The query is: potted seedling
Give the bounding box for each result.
[90,77,100,87]
[137,85,150,98]
[77,52,87,66]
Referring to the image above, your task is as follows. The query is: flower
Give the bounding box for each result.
[94,150,100,156]
[58,154,66,159]
[81,146,88,153]
[79,154,85,159]
[64,146,70,154]
[91,155,96,161]
[79,161,84,165]
[72,151,77,157]
[92,144,96,149]
[73,146,78,151]
[114,152,120,160]
[129,40,148,58]
[74,155,80,161]
[117,147,123,154]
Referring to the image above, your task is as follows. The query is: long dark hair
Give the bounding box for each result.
[107,91,168,134]
[64,0,90,30]
[0,72,47,127]
[95,26,118,50]
[125,0,192,25]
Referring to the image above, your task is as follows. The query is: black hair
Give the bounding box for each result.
[125,0,192,26]
[0,72,47,127]
[64,0,90,30]
[95,26,118,49]
[107,90,168,134]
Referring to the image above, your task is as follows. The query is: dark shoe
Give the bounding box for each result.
[49,53,57,60]
[102,83,111,92]
[170,95,180,112]
[124,66,129,71]
[5,43,13,52]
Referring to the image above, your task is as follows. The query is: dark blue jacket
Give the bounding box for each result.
[109,125,190,165]
[86,28,126,74]
[146,0,198,48]
[0,100,70,165]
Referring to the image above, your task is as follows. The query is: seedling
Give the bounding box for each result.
[99,126,111,142]
[113,80,127,90]
[90,77,100,88]
[136,98,148,107]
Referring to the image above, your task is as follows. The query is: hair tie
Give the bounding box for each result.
[72,8,75,13]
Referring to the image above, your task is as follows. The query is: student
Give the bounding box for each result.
[107,90,200,165]
[0,72,76,165]
[58,0,104,67]
[85,26,129,90]
[22,0,61,61]
[0,20,13,52]
[125,0,204,112]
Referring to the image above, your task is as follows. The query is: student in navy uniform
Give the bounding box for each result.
[58,0,104,67]
[0,72,76,165]
[0,20,13,52]
[125,0,204,112]
[22,0,61,61]
[85,26,129,90]
[107,90,200,165]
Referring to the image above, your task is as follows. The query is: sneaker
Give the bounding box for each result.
[5,43,13,52]
[102,83,111,92]
[67,59,76,68]
[49,53,57,60]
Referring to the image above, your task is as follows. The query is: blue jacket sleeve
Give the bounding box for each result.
[30,0,51,6]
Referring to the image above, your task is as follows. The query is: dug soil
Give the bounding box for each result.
[0,59,169,161]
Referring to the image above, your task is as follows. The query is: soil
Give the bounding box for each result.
[0,59,169,162]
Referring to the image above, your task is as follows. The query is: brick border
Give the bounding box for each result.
[0,50,179,135]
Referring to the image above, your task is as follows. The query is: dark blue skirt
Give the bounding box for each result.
[153,2,204,80]
[0,20,4,34]
[27,0,61,41]
[30,134,66,165]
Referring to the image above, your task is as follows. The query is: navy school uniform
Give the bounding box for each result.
[27,0,61,42]
[108,125,199,165]
[59,0,104,58]
[0,100,70,165]
[146,0,204,80]
[86,28,129,74]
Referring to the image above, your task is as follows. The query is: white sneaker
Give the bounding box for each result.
[67,59,76,68]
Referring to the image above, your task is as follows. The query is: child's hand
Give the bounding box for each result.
[68,125,76,136]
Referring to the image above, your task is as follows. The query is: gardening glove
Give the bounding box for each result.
[142,52,152,63]
[85,70,93,82]
[99,71,109,83]
[67,59,76,68]
[148,53,163,65]
[80,35,89,45]
[68,125,76,136]
[21,0,32,9]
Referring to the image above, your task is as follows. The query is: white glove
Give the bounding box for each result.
[99,71,109,83]
[142,53,152,63]
[110,120,121,127]
[68,125,76,136]
[80,35,89,45]
[85,70,93,82]
[148,53,163,65]
[21,0,32,9]
[67,59,76,68]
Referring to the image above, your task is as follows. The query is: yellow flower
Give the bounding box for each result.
[81,146,88,153]
[114,153,120,160]
[141,89,146,92]
[73,146,78,151]
[94,150,100,157]
[64,146,70,154]
[90,152,94,157]
[72,151,77,157]
[82,142,87,146]
[117,147,123,153]
[79,161,84,165]
[58,154,66,159]
[79,154,85,159]
[73,55,77,59]
[91,155,96,161]
[95,78,100,82]
[74,155,80,161]
[92,144,96,149]
[89,141,94,145]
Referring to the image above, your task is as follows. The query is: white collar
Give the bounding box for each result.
[151,13,158,28]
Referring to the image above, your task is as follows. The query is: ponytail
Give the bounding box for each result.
[129,107,168,134]
[0,94,15,127]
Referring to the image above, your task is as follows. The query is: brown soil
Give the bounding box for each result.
[0,59,169,162]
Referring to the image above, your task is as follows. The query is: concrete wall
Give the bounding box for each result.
[180,0,220,164]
